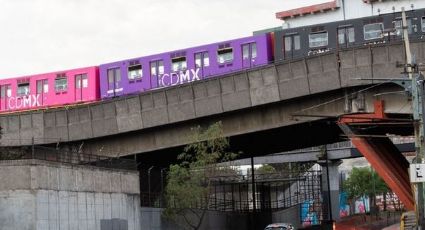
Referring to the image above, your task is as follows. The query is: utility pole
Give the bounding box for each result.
[402,7,425,228]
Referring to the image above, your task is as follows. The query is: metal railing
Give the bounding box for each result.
[0,145,137,170]
[140,170,323,213]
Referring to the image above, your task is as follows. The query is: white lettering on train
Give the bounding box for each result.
[8,95,41,110]
[160,68,201,87]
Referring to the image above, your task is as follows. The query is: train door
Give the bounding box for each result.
[0,84,11,111]
[107,67,121,97]
[393,18,413,40]
[283,33,301,60]
[150,60,164,88]
[195,51,209,78]
[36,79,48,106]
[75,74,87,102]
[337,26,355,49]
[242,42,257,68]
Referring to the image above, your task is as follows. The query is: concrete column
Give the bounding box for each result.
[319,159,342,222]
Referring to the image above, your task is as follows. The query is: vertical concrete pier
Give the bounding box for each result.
[0,159,140,230]
[319,160,342,222]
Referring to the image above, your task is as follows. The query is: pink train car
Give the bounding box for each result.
[0,66,99,113]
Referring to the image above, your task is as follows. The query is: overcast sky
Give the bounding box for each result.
[0,0,328,77]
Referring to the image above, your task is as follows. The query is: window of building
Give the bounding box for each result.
[195,52,209,68]
[55,74,68,92]
[394,19,412,36]
[309,31,328,48]
[1,85,11,98]
[128,64,142,80]
[171,56,187,72]
[17,82,30,96]
[217,48,233,64]
[364,23,384,40]
[338,27,355,44]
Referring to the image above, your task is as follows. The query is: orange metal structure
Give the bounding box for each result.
[338,100,415,211]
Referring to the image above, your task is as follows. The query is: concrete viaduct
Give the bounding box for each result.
[1,39,424,214]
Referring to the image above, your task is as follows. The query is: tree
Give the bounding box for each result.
[343,167,389,213]
[163,122,237,230]
[256,164,276,175]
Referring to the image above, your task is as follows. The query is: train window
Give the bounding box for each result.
[150,60,164,77]
[150,63,157,76]
[0,86,5,98]
[251,43,257,58]
[364,23,384,40]
[309,32,328,48]
[171,56,187,72]
[128,64,142,80]
[1,85,11,98]
[284,37,291,51]
[217,48,233,64]
[75,74,88,88]
[108,70,114,83]
[422,17,425,32]
[284,35,301,51]
[158,60,164,74]
[243,44,249,58]
[55,77,68,92]
[195,52,209,68]
[294,35,300,50]
[36,79,48,94]
[394,19,412,36]
[242,43,257,59]
[338,27,355,44]
[204,53,209,66]
[17,83,30,96]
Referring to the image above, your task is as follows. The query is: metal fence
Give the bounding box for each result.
[140,167,323,214]
[0,145,137,170]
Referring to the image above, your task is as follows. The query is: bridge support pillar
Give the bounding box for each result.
[319,159,342,222]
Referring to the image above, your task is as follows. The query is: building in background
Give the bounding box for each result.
[275,0,425,29]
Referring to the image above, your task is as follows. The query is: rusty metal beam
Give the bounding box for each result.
[338,100,415,211]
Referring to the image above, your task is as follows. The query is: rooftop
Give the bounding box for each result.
[275,0,339,20]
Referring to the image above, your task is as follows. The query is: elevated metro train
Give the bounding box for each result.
[1,8,425,113]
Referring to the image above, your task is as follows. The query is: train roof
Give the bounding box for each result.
[100,34,268,66]
[0,66,98,82]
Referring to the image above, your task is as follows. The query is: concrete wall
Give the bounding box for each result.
[0,160,140,230]
[0,41,422,156]
[272,205,301,229]
[140,207,274,230]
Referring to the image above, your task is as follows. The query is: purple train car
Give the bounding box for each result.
[99,34,273,99]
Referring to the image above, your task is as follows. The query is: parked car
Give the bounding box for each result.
[264,223,295,230]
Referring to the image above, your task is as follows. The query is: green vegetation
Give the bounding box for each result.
[256,164,276,174]
[163,122,237,230]
[343,167,389,212]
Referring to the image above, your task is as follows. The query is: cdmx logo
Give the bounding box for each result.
[159,69,201,87]
[7,95,41,109]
